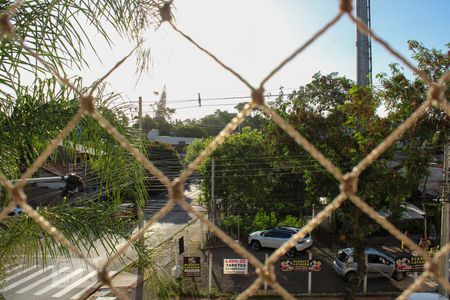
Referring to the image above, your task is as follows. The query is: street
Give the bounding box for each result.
[0,187,204,300]
[204,242,440,296]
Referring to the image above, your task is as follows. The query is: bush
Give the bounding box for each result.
[220,212,306,239]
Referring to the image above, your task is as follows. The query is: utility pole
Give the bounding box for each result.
[356,0,372,86]
[136,96,144,300]
[211,158,216,226]
[440,138,449,296]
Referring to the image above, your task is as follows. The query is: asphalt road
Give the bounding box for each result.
[1,187,203,300]
[206,242,438,296]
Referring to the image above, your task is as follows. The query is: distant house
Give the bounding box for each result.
[421,163,444,198]
[147,129,197,154]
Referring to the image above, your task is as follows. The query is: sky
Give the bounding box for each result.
[74,0,450,121]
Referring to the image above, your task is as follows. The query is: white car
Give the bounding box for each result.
[333,247,406,282]
[248,227,313,257]
[408,293,448,300]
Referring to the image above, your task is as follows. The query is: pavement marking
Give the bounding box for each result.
[70,281,97,300]
[69,271,117,300]
[0,265,55,292]
[51,270,97,298]
[3,265,39,283]
[34,268,84,296]
[16,266,71,294]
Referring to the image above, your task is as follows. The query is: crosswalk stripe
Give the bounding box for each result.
[16,267,71,294]
[3,265,39,283]
[34,268,84,296]
[69,271,117,300]
[51,270,97,298]
[4,264,24,275]
[69,281,97,300]
[0,265,55,292]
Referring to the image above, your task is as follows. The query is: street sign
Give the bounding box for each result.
[280,259,322,272]
[183,257,201,277]
[223,258,248,274]
[395,256,425,272]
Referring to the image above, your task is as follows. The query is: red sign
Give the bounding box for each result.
[280,259,322,272]
[183,257,201,277]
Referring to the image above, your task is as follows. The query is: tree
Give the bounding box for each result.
[151,86,175,135]
[234,102,267,131]
[265,55,446,296]
[174,125,208,138]
[199,109,236,136]
[185,128,276,213]
[0,0,161,274]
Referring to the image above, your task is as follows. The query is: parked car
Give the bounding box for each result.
[248,226,313,257]
[333,247,406,282]
[7,206,23,216]
[408,293,448,300]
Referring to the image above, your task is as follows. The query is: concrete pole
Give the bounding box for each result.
[237,210,240,243]
[308,252,312,295]
[208,252,212,297]
[136,96,144,300]
[186,229,190,256]
[211,158,216,226]
[363,252,368,294]
[264,253,268,291]
[200,220,204,250]
[439,140,449,296]
[356,0,372,86]
[174,241,179,268]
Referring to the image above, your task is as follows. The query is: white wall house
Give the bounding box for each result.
[147,129,197,147]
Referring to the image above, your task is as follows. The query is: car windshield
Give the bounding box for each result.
[336,250,349,262]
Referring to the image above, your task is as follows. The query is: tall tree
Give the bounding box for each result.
[265,54,447,295]
[150,86,175,135]
[185,128,276,213]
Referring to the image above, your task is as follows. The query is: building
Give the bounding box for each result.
[147,129,197,154]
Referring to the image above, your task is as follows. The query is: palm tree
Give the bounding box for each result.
[0,0,163,278]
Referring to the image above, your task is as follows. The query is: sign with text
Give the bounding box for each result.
[183,257,201,277]
[395,256,425,272]
[280,259,322,272]
[223,258,248,274]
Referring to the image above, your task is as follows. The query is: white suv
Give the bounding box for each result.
[248,227,313,257]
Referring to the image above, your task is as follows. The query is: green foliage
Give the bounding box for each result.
[0,200,135,270]
[277,215,304,227]
[253,211,277,229]
[221,212,305,238]
[264,41,448,296]
[185,128,277,211]
[0,0,160,269]
[175,125,208,138]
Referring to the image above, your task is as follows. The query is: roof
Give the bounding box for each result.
[378,202,426,220]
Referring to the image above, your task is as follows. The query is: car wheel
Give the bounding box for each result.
[393,271,405,281]
[345,271,357,283]
[251,241,261,252]
[286,248,297,258]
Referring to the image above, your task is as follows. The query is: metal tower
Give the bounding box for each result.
[356,0,372,86]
